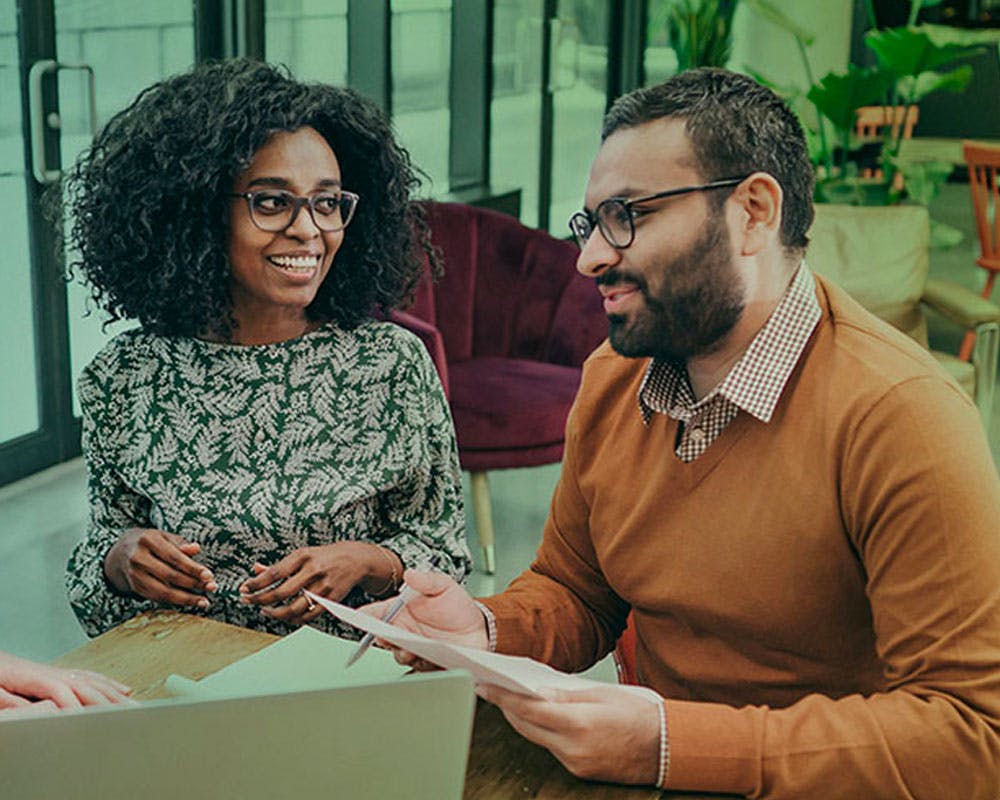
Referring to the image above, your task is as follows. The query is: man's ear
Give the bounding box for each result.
[730,172,783,257]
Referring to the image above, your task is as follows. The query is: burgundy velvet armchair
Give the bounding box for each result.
[392,201,607,573]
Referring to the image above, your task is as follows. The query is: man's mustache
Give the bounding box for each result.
[595,270,648,294]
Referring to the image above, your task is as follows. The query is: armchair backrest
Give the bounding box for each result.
[413,201,605,366]
[807,203,930,348]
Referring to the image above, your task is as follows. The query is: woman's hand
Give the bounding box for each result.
[0,651,134,712]
[103,528,216,608]
[238,542,396,626]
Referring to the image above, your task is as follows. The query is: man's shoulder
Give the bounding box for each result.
[804,275,978,422]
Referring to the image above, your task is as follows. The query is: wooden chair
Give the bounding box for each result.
[854,105,919,187]
[613,612,637,685]
[960,140,1000,361]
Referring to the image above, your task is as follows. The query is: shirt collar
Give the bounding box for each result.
[638,263,821,424]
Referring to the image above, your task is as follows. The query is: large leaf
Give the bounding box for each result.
[866,26,988,78]
[929,218,964,249]
[895,64,973,102]
[742,0,815,45]
[894,159,954,205]
[807,66,894,131]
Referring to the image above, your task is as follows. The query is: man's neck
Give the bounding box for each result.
[685,260,800,400]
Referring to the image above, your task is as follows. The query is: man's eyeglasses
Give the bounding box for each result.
[230,189,360,234]
[568,176,748,250]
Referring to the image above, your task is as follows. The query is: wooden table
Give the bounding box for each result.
[54,610,733,800]
[897,136,1000,166]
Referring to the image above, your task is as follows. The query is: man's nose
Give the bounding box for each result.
[576,228,622,278]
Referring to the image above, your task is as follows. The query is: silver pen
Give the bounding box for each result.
[345,583,418,668]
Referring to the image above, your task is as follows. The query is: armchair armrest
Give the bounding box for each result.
[921,279,1000,330]
[389,309,450,399]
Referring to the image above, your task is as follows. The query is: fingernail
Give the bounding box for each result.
[205,581,217,592]
[197,598,209,609]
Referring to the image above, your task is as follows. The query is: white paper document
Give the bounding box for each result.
[306,590,632,699]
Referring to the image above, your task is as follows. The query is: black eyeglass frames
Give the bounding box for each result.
[230,189,360,234]
[568,176,749,250]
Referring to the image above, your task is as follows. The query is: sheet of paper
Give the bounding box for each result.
[305,591,618,698]
[164,624,408,700]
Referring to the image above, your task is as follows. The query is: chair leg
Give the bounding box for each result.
[469,471,496,574]
[972,322,1000,434]
[962,273,1000,362]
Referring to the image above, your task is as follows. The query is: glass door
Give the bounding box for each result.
[0,2,41,449]
[1,0,196,487]
[54,0,195,415]
[546,0,610,235]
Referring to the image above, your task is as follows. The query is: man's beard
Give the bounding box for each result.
[599,211,744,361]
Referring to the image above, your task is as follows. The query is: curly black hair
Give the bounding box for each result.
[56,58,438,337]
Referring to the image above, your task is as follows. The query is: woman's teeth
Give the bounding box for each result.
[269,255,319,272]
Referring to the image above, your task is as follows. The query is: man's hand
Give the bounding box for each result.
[477,683,662,786]
[359,569,489,666]
[0,651,134,712]
[103,528,215,607]
[238,542,378,626]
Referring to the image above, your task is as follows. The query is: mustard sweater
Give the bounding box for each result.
[482,275,1000,799]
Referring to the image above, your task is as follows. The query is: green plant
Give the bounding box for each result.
[651,0,740,71]
[748,0,992,245]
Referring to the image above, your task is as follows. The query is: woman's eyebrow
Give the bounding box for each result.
[243,177,343,189]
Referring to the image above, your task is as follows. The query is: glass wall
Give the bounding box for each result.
[391,0,452,194]
[265,0,348,84]
[491,0,544,225]
[548,0,608,234]
[0,2,39,444]
[55,0,195,415]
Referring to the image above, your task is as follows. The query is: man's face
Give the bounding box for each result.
[579,118,745,361]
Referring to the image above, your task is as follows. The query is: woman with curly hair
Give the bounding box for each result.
[62,58,471,638]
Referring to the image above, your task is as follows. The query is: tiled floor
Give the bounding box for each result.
[1,183,996,675]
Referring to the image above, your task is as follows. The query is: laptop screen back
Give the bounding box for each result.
[0,671,475,800]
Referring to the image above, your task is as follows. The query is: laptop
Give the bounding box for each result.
[0,671,475,800]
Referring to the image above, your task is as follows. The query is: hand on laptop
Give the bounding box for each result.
[0,651,134,713]
[359,569,489,669]
[103,528,216,608]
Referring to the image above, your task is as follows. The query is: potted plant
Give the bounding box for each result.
[747,0,993,243]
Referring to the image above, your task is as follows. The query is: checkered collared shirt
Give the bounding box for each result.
[638,264,821,462]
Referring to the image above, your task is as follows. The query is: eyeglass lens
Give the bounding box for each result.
[249,190,356,232]
[569,199,632,250]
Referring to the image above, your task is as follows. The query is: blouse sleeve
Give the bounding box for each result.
[65,356,156,637]
[375,335,472,586]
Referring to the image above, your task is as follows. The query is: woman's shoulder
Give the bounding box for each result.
[81,327,158,379]
[344,318,428,362]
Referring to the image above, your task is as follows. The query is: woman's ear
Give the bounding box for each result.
[731,172,783,257]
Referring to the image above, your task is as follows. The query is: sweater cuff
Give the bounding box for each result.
[662,698,763,796]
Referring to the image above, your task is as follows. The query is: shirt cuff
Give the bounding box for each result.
[473,600,497,652]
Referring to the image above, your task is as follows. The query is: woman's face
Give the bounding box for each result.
[227,126,346,333]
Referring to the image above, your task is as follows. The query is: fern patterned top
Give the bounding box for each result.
[66,320,471,638]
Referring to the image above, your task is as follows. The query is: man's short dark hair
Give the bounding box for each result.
[602,68,814,257]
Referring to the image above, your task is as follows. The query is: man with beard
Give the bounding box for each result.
[364,69,1000,798]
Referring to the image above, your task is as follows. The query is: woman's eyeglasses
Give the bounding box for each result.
[568,177,748,250]
[230,189,360,234]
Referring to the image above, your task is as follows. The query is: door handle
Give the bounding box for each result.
[28,59,98,184]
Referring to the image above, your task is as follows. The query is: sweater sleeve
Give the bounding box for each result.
[66,358,156,637]
[479,394,630,672]
[376,339,472,585]
[664,376,1000,798]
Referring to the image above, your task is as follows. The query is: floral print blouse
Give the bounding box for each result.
[66,320,471,638]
